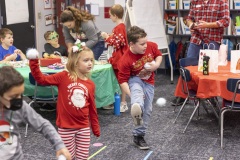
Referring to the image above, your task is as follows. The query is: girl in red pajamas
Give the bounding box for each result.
[101,4,129,112]
[28,42,100,160]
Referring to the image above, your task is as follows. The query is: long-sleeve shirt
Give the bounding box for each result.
[187,0,230,44]
[105,23,128,69]
[62,20,103,49]
[0,101,65,160]
[118,41,162,85]
[29,60,100,136]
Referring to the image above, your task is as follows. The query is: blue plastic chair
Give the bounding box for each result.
[25,72,57,137]
[221,78,240,148]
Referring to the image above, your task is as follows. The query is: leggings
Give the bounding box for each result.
[58,127,90,160]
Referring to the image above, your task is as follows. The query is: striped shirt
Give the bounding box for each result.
[187,0,230,45]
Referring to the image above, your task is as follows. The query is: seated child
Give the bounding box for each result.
[44,31,68,57]
[0,66,71,160]
[0,28,26,61]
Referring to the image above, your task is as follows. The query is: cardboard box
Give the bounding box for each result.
[234,0,240,9]
[167,24,176,34]
[169,1,176,9]
[183,1,190,9]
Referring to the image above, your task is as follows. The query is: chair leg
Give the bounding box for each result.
[206,99,219,119]
[25,123,29,138]
[183,100,200,133]
[221,109,227,149]
[173,97,189,123]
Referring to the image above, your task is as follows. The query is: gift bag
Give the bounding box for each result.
[198,43,219,73]
[218,40,228,66]
[230,44,240,73]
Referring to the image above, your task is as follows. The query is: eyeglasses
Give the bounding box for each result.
[47,32,59,40]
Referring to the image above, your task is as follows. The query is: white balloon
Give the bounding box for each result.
[156,97,167,107]
[26,48,39,59]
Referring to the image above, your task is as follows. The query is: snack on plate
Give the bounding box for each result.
[48,63,65,69]
[43,52,61,59]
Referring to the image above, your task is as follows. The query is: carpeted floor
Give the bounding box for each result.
[20,70,240,160]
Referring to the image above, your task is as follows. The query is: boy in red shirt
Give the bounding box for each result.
[118,26,162,149]
[101,4,128,112]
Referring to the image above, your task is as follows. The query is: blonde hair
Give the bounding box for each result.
[66,48,94,82]
[60,6,95,33]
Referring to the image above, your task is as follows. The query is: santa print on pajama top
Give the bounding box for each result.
[29,60,100,136]
[105,23,128,70]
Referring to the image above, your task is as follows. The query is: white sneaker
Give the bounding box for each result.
[120,102,128,112]
[131,103,143,126]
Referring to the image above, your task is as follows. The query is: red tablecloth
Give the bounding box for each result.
[174,63,240,102]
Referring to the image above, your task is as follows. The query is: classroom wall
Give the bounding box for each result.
[35,1,56,55]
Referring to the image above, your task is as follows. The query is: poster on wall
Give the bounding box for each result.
[86,0,104,7]
[45,14,53,26]
[61,2,66,11]
[5,0,29,25]
[44,0,51,9]
[114,0,126,7]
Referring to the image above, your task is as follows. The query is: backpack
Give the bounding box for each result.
[165,40,177,70]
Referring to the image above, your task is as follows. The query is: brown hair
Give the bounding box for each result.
[60,6,95,33]
[0,28,13,43]
[44,31,53,40]
[109,4,124,19]
[127,26,147,44]
[66,47,94,82]
[0,66,24,96]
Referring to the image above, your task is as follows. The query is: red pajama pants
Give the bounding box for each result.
[58,127,91,160]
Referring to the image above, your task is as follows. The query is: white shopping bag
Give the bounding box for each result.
[218,39,228,66]
[230,44,240,73]
[198,43,219,73]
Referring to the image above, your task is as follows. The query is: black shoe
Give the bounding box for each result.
[40,103,56,112]
[171,97,185,106]
[133,136,149,150]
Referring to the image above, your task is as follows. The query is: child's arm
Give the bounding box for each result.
[14,49,26,60]
[4,53,17,61]
[120,82,131,97]
[88,84,100,137]
[19,101,71,160]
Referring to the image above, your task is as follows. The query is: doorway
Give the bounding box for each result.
[0,0,35,52]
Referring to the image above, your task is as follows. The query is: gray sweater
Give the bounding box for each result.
[62,20,103,49]
[0,101,65,160]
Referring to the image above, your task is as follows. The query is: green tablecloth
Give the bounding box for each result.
[2,64,120,108]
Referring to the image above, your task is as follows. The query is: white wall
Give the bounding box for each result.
[34,1,55,54]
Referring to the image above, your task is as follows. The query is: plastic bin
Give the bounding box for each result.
[167,24,176,34]
[184,26,191,34]
[235,26,240,35]
[183,1,190,9]
[234,0,240,9]
[169,1,176,9]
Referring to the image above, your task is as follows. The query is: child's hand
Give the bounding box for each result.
[144,61,156,72]
[101,32,109,39]
[14,49,26,60]
[56,147,71,160]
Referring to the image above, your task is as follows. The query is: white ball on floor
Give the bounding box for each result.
[26,48,39,59]
[156,97,167,107]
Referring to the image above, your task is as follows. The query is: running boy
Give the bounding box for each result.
[0,28,26,61]
[101,4,128,112]
[28,40,100,159]
[118,26,162,149]
[0,66,71,160]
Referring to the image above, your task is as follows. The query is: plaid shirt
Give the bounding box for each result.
[187,0,229,45]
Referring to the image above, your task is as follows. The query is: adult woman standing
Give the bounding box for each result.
[60,6,104,60]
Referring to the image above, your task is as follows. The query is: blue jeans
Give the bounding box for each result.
[187,41,220,59]
[128,76,154,136]
[91,40,105,60]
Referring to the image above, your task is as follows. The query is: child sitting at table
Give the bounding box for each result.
[0,28,26,61]
[27,40,100,159]
[44,30,68,57]
[0,66,71,160]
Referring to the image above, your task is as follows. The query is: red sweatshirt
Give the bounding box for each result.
[118,41,162,85]
[105,23,128,70]
[29,60,100,137]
